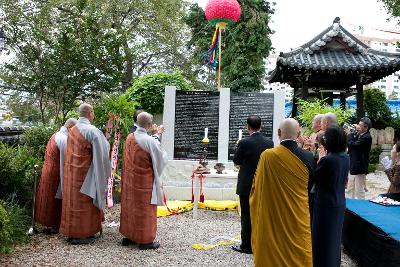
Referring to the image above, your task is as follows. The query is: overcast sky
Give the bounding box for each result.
[194,0,400,52]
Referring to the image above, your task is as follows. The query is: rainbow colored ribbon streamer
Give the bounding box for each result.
[203,27,220,70]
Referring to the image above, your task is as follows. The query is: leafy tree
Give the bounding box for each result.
[92,93,136,142]
[184,1,275,92]
[297,98,352,135]
[6,95,41,123]
[380,0,400,17]
[0,0,191,122]
[364,87,392,129]
[125,71,192,114]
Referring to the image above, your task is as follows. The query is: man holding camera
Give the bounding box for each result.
[346,117,372,199]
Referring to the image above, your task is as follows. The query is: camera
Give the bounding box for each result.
[343,123,357,134]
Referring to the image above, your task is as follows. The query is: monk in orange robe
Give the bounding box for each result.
[250,118,314,267]
[35,118,77,232]
[60,103,111,245]
[120,112,167,250]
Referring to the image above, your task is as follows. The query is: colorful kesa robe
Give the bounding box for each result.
[120,128,167,244]
[60,117,110,238]
[35,134,62,229]
[250,145,312,267]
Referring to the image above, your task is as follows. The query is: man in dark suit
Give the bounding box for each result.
[232,115,274,254]
[347,117,372,199]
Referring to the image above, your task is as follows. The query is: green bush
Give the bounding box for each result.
[21,125,58,161]
[369,147,382,165]
[0,200,30,254]
[364,87,392,129]
[297,98,352,135]
[0,143,38,206]
[368,163,377,174]
[0,201,11,254]
[126,71,192,114]
[93,93,136,141]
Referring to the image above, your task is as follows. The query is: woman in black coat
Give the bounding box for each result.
[312,125,350,267]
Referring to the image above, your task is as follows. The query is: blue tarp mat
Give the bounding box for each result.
[346,198,400,240]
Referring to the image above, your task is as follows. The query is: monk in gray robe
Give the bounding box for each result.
[120,112,167,250]
[35,118,77,233]
[60,103,111,244]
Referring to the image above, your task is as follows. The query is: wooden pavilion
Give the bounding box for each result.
[269,17,400,118]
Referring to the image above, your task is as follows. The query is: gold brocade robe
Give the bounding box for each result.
[250,145,312,267]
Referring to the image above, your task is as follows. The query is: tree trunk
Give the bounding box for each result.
[39,87,46,124]
[356,83,364,119]
[122,44,133,91]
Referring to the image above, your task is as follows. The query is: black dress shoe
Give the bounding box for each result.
[122,238,137,246]
[139,241,160,250]
[231,244,252,254]
[67,237,96,245]
[42,227,59,234]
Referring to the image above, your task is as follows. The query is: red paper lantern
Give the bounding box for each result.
[205,0,241,28]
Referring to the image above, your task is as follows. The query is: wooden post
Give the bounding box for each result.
[326,92,334,106]
[217,27,222,91]
[356,83,364,119]
[291,87,298,118]
[301,81,309,99]
[340,92,346,110]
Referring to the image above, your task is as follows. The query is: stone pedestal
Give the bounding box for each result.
[378,144,392,171]
[162,160,238,200]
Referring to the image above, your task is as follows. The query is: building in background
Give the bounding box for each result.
[264,27,400,100]
[354,33,400,98]
[263,53,293,101]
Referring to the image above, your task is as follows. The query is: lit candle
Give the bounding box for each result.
[239,129,243,141]
[204,128,208,139]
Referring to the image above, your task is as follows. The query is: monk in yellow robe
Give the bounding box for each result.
[250,118,315,267]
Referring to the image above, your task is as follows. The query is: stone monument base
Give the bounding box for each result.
[378,144,392,171]
[162,160,238,201]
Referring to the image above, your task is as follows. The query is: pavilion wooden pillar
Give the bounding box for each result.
[339,92,346,110]
[301,81,309,99]
[291,87,298,118]
[326,92,334,106]
[356,83,364,119]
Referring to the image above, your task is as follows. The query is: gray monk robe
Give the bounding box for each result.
[120,127,167,244]
[55,126,68,199]
[60,117,111,238]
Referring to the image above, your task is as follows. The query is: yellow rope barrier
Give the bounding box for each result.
[192,235,241,250]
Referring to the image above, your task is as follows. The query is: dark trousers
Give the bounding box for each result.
[239,195,252,251]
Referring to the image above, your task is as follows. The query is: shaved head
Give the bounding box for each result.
[321,112,338,130]
[78,103,94,122]
[137,112,153,129]
[313,114,323,124]
[79,103,93,118]
[278,118,300,140]
[64,118,77,129]
[312,114,324,132]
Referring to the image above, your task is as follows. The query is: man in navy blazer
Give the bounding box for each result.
[232,115,274,254]
[347,117,372,199]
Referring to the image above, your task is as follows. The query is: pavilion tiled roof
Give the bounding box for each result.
[269,17,400,86]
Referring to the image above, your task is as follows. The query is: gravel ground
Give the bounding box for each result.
[0,206,355,267]
[0,172,390,267]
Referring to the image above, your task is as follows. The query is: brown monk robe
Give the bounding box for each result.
[34,134,62,230]
[120,134,157,246]
[59,126,102,239]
